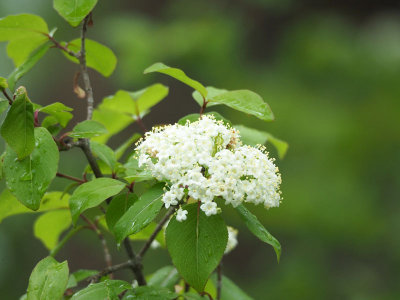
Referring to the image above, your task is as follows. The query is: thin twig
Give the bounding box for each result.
[217,262,222,300]
[2,90,13,105]
[77,139,103,178]
[56,172,85,184]
[199,96,208,115]
[138,207,176,258]
[88,260,135,283]
[79,14,94,120]
[80,214,113,274]
[123,238,147,286]
[45,33,80,58]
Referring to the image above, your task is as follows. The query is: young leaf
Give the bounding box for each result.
[8,42,51,91]
[122,286,177,300]
[0,190,69,223]
[165,203,228,292]
[69,178,126,224]
[234,124,288,159]
[92,108,133,143]
[27,256,69,300]
[235,204,281,262]
[144,62,207,99]
[113,183,164,243]
[0,87,34,159]
[34,209,71,250]
[90,141,117,171]
[130,83,169,116]
[0,14,49,67]
[70,120,107,138]
[38,102,73,128]
[53,0,98,27]
[211,274,254,300]
[210,90,274,122]
[192,86,228,107]
[105,193,137,232]
[148,266,180,290]
[71,280,131,300]
[0,77,8,90]
[63,39,117,77]
[3,127,59,210]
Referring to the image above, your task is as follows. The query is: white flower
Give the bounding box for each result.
[176,208,188,222]
[225,226,238,254]
[150,240,161,249]
[135,116,282,220]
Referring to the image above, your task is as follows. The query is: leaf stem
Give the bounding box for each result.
[45,33,80,59]
[56,172,85,184]
[50,225,86,257]
[138,207,176,258]
[2,90,13,105]
[199,96,208,115]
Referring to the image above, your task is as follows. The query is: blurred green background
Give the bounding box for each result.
[1,0,400,299]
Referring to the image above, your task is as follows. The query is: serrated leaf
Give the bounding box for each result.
[144,62,207,98]
[70,120,107,138]
[192,86,228,107]
[106,192,137,233]
[210,90,274,122]
[165,203,228,292]
[71,280,131,300]
[0,87,34,159]
[122,286,177,300]
[69,178,126,224]
[90,141,117,171]
[148,266,180,290]
[54,0,98,27]
[234,124,288,159]
[63,38,116,77]
[0,14,49,67]
[235,204,281,262]
[8,42,51,91]
[34,209,71,250]
[27,256,69,300]
[114,184,164,243]
[3,127,59,210]
[0,191,69,223]
[39,102,73,128]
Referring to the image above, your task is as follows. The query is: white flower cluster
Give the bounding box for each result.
[136,116,281,220]
[225,226,238,254]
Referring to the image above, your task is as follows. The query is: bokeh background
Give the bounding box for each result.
[1,0,400,299]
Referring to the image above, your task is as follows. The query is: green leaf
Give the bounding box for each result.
[0,77,8,90]
[165,203,228,292]
[27,256,69,300]
[71,280,131,300]
[129,222,165,247]
[38,102,73,128]
[92,108,133,143]
[235,204,281,262]
[211,275,253,300]
[192,86,228,107]
[144,62,207,99]
[8,42,51,91]
[70,120,107,138]
[184,293,208,300]
[0,98,9,116]
[124,156,154,183]
[1,87,34,159]
[0,14,49,67]
[0,190,69,223]
[34,209,71,250]
[90,141,117,171]
[4,127,59,210]
[106,192,137,233]
[122,286,177,300]
[114,183,164,243]
[130,83,169,116]
[115,133,141,160]
[148,266,180,290]
[69,178,126,224]
[72,269,98,282]
[177,112,232,126]
[63,38,116,77]
[210,90,274,122]
[234,124,288,159]
[53,0,98,27]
